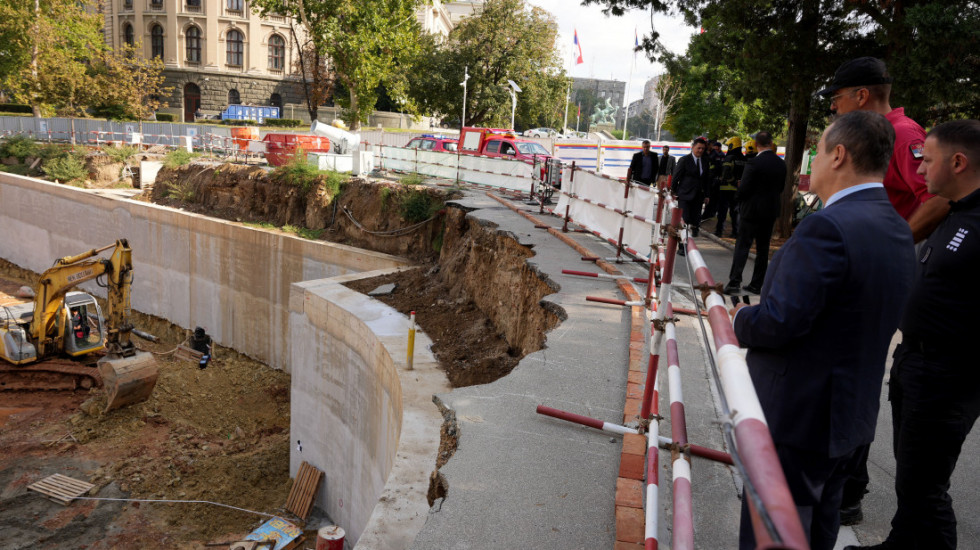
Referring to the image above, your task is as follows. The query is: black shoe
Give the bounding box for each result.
[691,228,700,237]
[843,542,898,550]
[743,284,762,294]
[839,500,863,526]
[713,232,723,238]
[723,283,741,295]
[676,244,686,256]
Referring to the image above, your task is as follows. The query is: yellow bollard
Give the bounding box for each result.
[407,310,416,371]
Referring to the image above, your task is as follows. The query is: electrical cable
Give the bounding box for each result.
[681,237,782,544]
[69,496,276,518]
[343,206,436,237]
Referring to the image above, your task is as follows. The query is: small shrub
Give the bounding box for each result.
[321,170,348,197]
[163,149,200,169]
[271,156,321,192]
[0,164,30,176]
[37,143,76,162]
[400,172,424,186]
[42,155,87,183]
[165,180,196,202]
[262,118,304,127]
[0,135,40,161]
[220,119,258,126]
[379,186,392,212]
[103,145,138,164]
[283,225,324,240]
[0,104,32,114]
[399,189,441,223]
[155,113,176,122]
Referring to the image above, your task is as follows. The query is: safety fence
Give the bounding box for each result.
[377,146,536,193]
[533,173,809,548]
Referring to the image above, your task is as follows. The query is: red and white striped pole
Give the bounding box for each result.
[644,364,661,550]
[664,303,694,550]
[684,237,808,550]
[562,269,650,284]
[640,206,682,421]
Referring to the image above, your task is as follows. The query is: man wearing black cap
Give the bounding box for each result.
[817,56,951,526]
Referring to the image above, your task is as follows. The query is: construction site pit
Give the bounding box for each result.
[1,163,564,548]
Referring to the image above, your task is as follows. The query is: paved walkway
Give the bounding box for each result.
[410,193,980,549]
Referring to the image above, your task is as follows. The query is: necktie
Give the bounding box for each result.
[696,157,701,175]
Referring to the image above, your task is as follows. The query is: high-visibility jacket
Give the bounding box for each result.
[720,149,746,192]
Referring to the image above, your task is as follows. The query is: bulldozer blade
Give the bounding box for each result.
[97,351,159,412]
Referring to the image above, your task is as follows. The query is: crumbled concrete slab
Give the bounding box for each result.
[367,283,397,296]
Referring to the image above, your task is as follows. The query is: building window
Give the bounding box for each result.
[186,26,201,63]
[227,0,242,11]
[268,34,285,70]
[123,0,133,9]
[269,93,282,108]
[151,25,164,59]
[226,29,244,66]
[186,0,200,8]
[228,89,240,105]
[123,23,134,46]
[150,0,162,8]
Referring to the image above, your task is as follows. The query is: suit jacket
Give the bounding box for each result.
[738,150,787,221]
[733,187,915,457]
[671,153,713,201]
[659,153,676,177]
[628,150,660,184]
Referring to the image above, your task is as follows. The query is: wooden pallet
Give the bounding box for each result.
[27,474,95,505]
[284,461,323,521]
[174,344,204,363]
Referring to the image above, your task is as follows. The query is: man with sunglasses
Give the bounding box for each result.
[816,57,951,527]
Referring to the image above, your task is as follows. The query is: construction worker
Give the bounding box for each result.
[190,326,213,369]
[744,139,758,160]
[716,137,746,237]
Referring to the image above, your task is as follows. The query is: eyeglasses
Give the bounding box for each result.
[829,88,864,105]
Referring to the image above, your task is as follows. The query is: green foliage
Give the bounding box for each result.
[41,154,86,183]
[409,0,569,130]
[0,135,40,161]
[282,225,324,240]
[609,130,626,139]
[0,163,30,175]
[90,102,135,121]
[165,180,196,202]
[0,104,32,114]
[321,170,348,197]
[262,118,304,127]
[399,189,441,223]
[155,113,176,122]
[37,143,75,162]
[271,156,322,193]
[220,119,258,125]
[379,186,392,212]
[103,146,138,164]
[399,172,424,186]
[252,0,424,130]
[163,149,200,169]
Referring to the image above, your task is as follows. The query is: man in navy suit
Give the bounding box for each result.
[671,137,713,238]
[731,111,915,550]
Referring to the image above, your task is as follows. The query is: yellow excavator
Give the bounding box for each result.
[0,239,159,411]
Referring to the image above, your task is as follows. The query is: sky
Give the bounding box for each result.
[527,0,698,108]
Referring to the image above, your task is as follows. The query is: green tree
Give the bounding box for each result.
[95,43,173,130]
[252,0,423,130]
[0,0,106,116]
[409,0,569,130]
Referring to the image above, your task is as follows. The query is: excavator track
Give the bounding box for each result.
[0,359,103,391]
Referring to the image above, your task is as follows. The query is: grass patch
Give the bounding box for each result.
[41,154,86,183]
[271,155,348,195]
[399,172,424,186]
[0,135,40,162]
[282,225,324,240]
[380,186,392,212]
[399,189,442,223]
[164,180,196,202]
[163,149,200,169]
[0,164,31,176]
[103,145,138,164]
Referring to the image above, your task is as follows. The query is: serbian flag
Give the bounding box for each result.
[573,29,584,65]
[635,28,639,48]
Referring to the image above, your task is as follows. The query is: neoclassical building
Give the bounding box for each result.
[101,0,480,123]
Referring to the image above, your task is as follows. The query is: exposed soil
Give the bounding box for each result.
[148,163,460,261]
[0,266,292,549]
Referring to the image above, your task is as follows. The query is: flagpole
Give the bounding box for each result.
[622,31,637,139]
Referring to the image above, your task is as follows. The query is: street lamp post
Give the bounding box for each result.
[460,66,469,129]
[507,79,521,130]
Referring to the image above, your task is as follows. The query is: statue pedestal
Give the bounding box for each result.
[592,123,616,134]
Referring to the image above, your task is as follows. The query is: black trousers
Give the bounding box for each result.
[883,345,980,550]
[738,443,862,550]
[728,216,774,288]
[715,190,738,236]
[678,196,703,235]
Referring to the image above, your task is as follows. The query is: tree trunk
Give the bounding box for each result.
[289,24,317,122]
[31,0,40,118]
[777,84,811,238]
[348,88,360,130]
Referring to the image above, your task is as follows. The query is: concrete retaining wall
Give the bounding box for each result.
[289,272,449,548]
[0,172,408,371]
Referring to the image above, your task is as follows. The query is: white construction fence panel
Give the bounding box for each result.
[631,184,658,223]
[554,140,600,171]
[381,146,417,173]
[457,155,534,192]
[417,150,458,180]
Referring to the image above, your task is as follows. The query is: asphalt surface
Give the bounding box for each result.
[410,196,980,549]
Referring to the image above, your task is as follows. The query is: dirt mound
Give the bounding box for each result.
[150,163,458,260]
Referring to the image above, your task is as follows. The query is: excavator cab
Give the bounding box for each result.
[63,293,105,356]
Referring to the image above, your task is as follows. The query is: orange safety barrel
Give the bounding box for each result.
[229,126,259,151]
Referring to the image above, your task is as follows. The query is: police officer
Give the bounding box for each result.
[716,137,746,237]
[844,120,980,550]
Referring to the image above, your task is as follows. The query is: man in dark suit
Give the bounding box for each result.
[725,131,786,294]
[731,111,915,550]
[625,140,659,186]
[671,137,712,237]
[657,145,676,188]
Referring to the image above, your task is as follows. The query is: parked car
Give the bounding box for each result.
[524,127,558,138]
[458,127,552,163]
[405,134,458,153]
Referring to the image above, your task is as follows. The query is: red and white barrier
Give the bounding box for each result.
[645,366,661,550]
[683,237,809,549]
[562,269,650,284]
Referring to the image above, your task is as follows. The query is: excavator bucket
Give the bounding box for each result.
[97,351,159,412]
